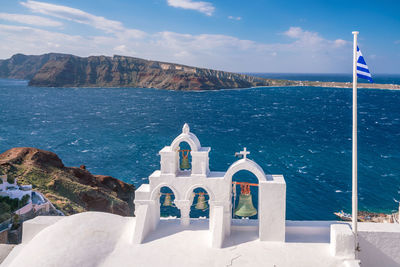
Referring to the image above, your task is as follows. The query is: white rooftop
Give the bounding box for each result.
[2,212,346,267]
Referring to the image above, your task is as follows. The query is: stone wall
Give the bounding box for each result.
[0,229,8,244]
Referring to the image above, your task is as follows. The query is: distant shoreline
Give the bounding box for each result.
[1,53,399,91]
[282,81,400,91]
[2,77,400,91]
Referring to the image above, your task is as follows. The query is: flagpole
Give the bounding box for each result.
[352,31,359,248]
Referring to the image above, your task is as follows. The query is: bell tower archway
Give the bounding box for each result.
[224,150,285,242]
[133,124,286,247]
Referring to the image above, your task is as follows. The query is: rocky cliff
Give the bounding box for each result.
[0,147,135,216]
[2,53,399,90]
[0,53,67,80]
[0,53,298,90]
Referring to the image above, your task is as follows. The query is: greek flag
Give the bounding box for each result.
[357,46,373,83]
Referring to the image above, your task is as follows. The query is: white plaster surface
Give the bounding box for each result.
[21,215,65,243]
[330,224,355,259]
[3,212,131,267]
[2,213,346,267]
[0,245,14,265]
[342,260,361,267]
[358,222,400,267]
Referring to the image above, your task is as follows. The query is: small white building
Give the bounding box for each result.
[0,175,31,200]
[0,175,17,190]
[133,123,286,248]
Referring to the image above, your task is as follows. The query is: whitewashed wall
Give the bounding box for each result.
[358,223,400,267]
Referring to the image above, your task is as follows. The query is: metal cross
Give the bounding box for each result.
[235,147,250,159]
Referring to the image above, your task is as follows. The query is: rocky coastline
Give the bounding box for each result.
[1,53,399,91]
[0,147,135,216]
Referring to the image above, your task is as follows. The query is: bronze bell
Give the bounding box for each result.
[195,194,208,210]
[163,193,172,206]
[180,155,190,170]
[234,193,257,217]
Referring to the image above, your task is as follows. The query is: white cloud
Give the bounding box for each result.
[284,26,303,38]
[334,39,348,47]
[283,26,325,47]
[0,2,356,73]
[228,16,241,21]
[283,26,350,51]
[113,44,127,54]
[0,24,84,55]
[20,0,133,34]
[0,22,352,72]
[0,12,62,27]
[167,0,215,16]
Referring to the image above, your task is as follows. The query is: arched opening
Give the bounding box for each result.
[159,186,181,218]
[177,141,192,172]
[189,187,210,219]
[231,170,259,220]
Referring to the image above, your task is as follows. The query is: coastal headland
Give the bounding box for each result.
[0,147,135,216]
[1,53,399,90]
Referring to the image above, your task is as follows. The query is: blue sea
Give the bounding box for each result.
[1,75,400,220]
[251,73,400,84]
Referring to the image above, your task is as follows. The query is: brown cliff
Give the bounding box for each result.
[0,147,135,216]
[0,53,68,80]
[0,53,298,90]
[1,53,399,90]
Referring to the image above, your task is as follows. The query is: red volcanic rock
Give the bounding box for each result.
[0,147,64,168]
[0,147,135,216]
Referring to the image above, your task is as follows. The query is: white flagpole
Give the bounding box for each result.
[352,31,359,246]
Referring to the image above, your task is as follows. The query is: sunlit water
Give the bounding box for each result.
[1,78,399,220]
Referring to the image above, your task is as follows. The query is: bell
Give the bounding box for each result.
[180,156,190,170]
[195,194,208,210]
[163,194,172,206]
[234,193,257,217]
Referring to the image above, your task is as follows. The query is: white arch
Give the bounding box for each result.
[170,133,201,152]
[150,183,180,200]
[184,184,216,202]
[224,158,267,183]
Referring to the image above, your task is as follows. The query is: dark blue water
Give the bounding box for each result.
[250,73,400,84]
[1,78,399,220]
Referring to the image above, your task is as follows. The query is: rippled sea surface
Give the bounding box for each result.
[1,78,399,220]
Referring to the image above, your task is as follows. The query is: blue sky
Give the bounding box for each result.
[0,0,399,73]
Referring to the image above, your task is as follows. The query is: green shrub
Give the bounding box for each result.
[0,201,12,223]
[0,201,11,214]
[24,169,51,189]
[7,176,15,184]
[0,212,11,223]
[21,194,30,206]
[11,214,20,230]
[0,196,21,212]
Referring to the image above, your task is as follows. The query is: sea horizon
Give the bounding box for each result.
[248,73,400,85]
[3,72,400,86]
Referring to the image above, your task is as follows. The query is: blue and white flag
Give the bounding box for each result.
[356,46,373,83]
